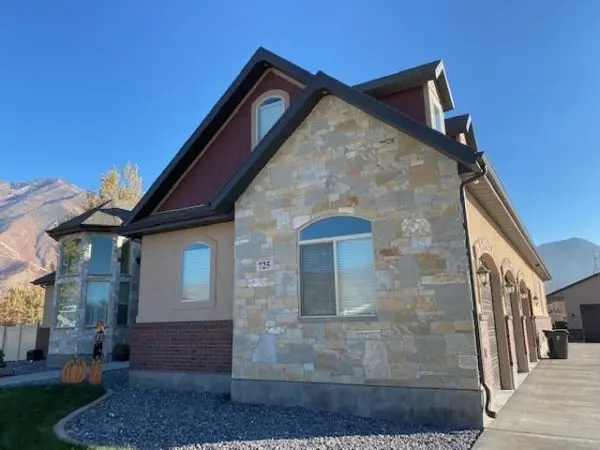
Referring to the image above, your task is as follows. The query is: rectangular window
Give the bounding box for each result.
[433,103,445,133]
[182,243,211,301]
[56,283,78,328]
[117,282,130,326]
[89,236,113,274]
[300,232,376,317]
[120,240,131,275]
[84,282,110,326]
[59,239,82,276]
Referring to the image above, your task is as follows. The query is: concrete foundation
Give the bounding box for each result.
[129,370,231,394]
[231,378,484,428]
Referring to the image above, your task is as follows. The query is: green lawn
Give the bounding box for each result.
[0,383,106,450]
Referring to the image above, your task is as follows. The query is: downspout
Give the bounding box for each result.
[459,156,497,419]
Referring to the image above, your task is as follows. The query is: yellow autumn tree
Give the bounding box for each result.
[0,285,45,326]
[59,162,143,224]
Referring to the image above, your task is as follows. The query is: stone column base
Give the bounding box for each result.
[231,378,484,429]
[129,369,231,394]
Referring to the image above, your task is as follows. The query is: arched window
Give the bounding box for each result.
[299,216,377,317]
[181,242,211,301]
[256,96,285,143]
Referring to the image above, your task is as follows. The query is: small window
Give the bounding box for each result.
[116,282,130,326]
[433,103,445,133]
[56,283,78,328]
[120,240,131,275]
[84,282,110,326]
[256,96,285,142]
[299,217,377,317]
[59,238,82,276]
[89,236,113,274]
[182,242,211,301]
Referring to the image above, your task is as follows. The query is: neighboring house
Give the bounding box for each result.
[117,48,552,428]
[32,200,140,366]
[547,273,600,342]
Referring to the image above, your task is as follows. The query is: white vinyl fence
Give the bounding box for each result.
[0,324,38,361]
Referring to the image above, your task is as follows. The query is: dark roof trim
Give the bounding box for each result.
[445,114,478,150]
[547,272,600,297]
[353,60,454,112]
[213,71,480,211]
[121,210,233,238]
[125,47,314,227]
[32,271,56,286]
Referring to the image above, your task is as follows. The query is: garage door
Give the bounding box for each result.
[580,304,600,343]
[481,283,501,390]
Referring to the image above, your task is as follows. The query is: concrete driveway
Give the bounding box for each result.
[473,343,600,449]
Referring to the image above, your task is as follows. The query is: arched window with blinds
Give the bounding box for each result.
[181,242,211,302]
[298,216,377,317]
[256,96,285,143]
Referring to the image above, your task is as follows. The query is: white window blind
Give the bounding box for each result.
[300,243,336,316]
[257,97,284,141]
[182,243,211,301]
[337,238,377,316]
[85,282,110,326]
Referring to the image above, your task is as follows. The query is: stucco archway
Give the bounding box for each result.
[519,280,538,363]
[505,271,529,373]
[478,253,514,391]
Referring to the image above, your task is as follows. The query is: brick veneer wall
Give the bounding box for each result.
[130,320,233,373]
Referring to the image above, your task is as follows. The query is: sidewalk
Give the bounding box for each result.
[473,344,600,449]
[0,361,128,388]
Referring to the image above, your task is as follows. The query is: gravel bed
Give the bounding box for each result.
[2,360,47,376]
[64,387,480,450]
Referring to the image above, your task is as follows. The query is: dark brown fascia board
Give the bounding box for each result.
[124,47,314,227]
[445,114,478,150]
[31,271,56,286]
[213,71,480,211]
[353,60,455,112]
[482,155,551,280]
[48,225,123,241]
[120,211,234,238]
[547,273,600,297]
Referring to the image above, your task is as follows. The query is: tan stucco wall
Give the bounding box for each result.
[137,221,234,323]
[465,192,548,315]
[547,276,600,330]
[42,285,55,327]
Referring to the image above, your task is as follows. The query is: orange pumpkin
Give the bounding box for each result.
[61,357,87,384]
[89,359,103,385]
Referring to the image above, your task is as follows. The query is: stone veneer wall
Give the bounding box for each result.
[47,233,140,367]
[231,96,482,426]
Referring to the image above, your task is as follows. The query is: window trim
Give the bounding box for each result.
[251,89,290,148]
[179,240,216,306]
[297,216,377,319]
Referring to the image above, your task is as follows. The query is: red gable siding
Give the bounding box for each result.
[379,86,427,124]
[157,71,303,212]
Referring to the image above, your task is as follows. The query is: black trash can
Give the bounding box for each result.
[545,329,569,359]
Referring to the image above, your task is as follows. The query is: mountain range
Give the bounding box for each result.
[0,178,597,295]
[0,179,85,291]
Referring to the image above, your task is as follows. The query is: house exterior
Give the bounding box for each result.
[547,273,600,342]
[32,200,140,366]
[121,48,552,428]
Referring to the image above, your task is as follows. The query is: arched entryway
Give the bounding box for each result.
[478,254,514,391]
[520,283,538,363]
[506,272,529,373]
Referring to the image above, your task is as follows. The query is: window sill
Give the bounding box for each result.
[299,315,378,323]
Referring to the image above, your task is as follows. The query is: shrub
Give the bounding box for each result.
[112,342,130,362]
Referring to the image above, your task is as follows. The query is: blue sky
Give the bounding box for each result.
[1,1,599,245]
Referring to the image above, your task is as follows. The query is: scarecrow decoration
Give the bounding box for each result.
[93,320,108,360]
